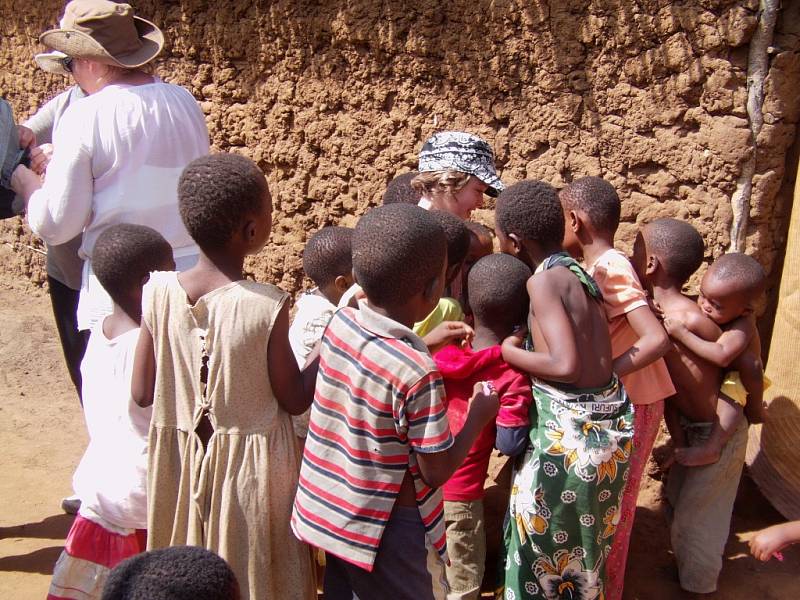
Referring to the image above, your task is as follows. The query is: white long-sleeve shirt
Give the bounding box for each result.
[23,85,86,289]
[27,80,209,261]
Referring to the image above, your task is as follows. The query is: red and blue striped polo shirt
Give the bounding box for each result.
[291,303,454,571]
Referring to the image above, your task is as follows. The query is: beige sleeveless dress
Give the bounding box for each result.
[143,271,315,600]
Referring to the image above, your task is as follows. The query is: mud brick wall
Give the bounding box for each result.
[1,0,799,303]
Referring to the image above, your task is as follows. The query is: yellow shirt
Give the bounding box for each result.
[413,297,465,338]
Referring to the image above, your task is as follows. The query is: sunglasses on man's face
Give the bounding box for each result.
[61,56,74,73]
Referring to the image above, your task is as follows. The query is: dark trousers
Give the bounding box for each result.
[323,506,447,600]
[48,275,89,402]
[0,187,16,219]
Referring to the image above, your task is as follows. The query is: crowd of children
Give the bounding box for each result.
[4,79,796,599]
[1,3,796,600]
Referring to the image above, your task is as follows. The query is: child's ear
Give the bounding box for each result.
[646,253,659,276]
[333,274,350,293]
[508,233,523,257]
[568,209,581,233]
[243,218,257,242]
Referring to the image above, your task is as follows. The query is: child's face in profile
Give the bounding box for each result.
[559,193,581,260]
[697,271,752,325]
[247,189,273,255]
[631,232,649,285]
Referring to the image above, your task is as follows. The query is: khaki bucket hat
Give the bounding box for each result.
[39,0,164,69]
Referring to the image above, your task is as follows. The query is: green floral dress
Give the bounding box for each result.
[498,253,634,600]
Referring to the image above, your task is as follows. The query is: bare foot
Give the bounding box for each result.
[675,444,721,467]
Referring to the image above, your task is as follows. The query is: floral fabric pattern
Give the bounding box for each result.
[499,377,633,600]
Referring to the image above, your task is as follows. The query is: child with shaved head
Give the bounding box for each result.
[289,226,354,440]
[413,210,471,337]
[560,176,673,600]
[663,252,768,465]
[632,218,750,595]
[494,180,633,600]
[292,204,499,600]
[49,224,174,599]
[132,153,317,600]
[433,253,533,599]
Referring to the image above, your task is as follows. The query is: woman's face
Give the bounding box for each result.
[432,176,488,220]
[451,176,489,219]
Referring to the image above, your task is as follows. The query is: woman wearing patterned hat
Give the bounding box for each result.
[412,131,505,220]
[11,0,209,332]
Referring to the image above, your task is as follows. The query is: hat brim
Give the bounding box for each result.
[39,15,164,69]
[34,51,71,76]
[479,173,505,198]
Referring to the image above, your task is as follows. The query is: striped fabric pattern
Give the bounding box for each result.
[292,304,453,571]
[47,514,146,600]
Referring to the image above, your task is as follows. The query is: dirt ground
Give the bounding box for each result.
[0,278,798,599]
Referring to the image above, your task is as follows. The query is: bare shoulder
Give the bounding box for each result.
[529,265,573,290]
[672,305,721,341]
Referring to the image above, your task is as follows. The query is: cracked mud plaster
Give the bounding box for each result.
[1,0,798,299]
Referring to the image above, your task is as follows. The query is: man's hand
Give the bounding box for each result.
[423,321,474,354]
[17,125,35,149]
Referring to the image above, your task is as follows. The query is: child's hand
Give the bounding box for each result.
[467,381,499,426]
[502,325,528,350]
[423,321,475,354]
[662,316,688,340]
[749,523,792,562]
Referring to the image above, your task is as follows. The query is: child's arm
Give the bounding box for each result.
[268,302,320,416]
[664,315,754,368]
[614,305,671,377]
[416,382,499,488]
[422,321,474,354]
[749,521,800,561]
[501,276,580,382]
[131,325,156,408]
[737,346,767,424]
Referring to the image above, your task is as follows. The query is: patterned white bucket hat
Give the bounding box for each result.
[418,131,505,197]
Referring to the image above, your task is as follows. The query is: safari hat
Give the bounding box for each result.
[39,0,164,69]
[34,51,71,76]
[418,131,505,197]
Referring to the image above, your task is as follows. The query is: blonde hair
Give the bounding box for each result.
[411,170,471,199]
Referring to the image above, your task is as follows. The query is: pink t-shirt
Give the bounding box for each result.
[588,248,675,405]
[434,344,532,501]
